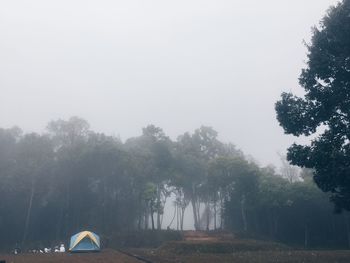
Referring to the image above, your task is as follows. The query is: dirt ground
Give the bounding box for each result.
[2,248,350,263]
[2,232,350,263]
[132,249,350,263]
[0,249,140,263]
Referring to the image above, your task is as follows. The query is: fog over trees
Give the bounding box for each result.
[1,117,349,249]
[2,1,350,258]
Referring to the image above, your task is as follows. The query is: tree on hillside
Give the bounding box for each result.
[46,117,91,238]
[16,134,54,246]
[276,0,350,212]
[174,126,223,230]
[141,125,173,230]
[2,119,350,248]
[125,125,173,230]
[0,128,23,244]
[213,157,259,232]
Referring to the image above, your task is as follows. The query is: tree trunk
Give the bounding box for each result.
[56,203,64,240]
[240,194,247,232]
[177,205,179,230]
[167,204,177,229]
[150,202,155,230]
[64,179,71,237]
[138,212,142,230]
[214,201,217,230]
[206,202,210,231]
[196,200,201,229]
[145,209,149,229]
[22,180,35,247]
[220,194,224,229]
[273,214,279,238]
[102,178,107,234]
[304,222,309,248]
[344,213,350,249]
[159,189,168,229]
[191,194,199,230]
[157,184,161,230]
[181,207,185,231]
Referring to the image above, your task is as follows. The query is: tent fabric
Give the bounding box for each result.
[69,231,101,252]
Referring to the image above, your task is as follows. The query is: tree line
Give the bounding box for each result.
[0,117,349,249]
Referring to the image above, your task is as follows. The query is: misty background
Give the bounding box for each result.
[2,0,350,252]
[0,0,338,168]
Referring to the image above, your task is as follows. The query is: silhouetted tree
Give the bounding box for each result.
[276,0,350,212]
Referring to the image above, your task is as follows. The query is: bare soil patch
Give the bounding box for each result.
[157,238,289,254]
[126,235,350,263]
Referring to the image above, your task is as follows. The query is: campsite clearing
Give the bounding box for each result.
[128,249,350,263]
[2,249,350,263]
[0,249,140,263]
[1,234,350,263]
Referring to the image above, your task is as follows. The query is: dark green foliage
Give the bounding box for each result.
[275,0,350,212]
[224,171,350,248]
[0,117,349,249]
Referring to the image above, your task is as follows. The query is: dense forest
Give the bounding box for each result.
[0,116,349,249]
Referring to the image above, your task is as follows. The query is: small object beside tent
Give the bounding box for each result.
[69,231,101,252]
[59,244,65,252]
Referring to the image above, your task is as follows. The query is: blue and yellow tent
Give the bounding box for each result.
[69,231,101,252]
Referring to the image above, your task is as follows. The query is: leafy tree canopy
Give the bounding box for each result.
[276,0,350,211]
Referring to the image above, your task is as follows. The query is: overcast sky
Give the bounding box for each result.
[0,0,339,167]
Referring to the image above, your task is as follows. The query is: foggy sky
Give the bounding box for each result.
[0,0,338,167]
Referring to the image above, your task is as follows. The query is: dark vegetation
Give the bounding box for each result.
[0,117,349,250]
[276,0,350,212]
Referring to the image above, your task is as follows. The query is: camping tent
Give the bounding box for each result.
[69,231,101,252]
